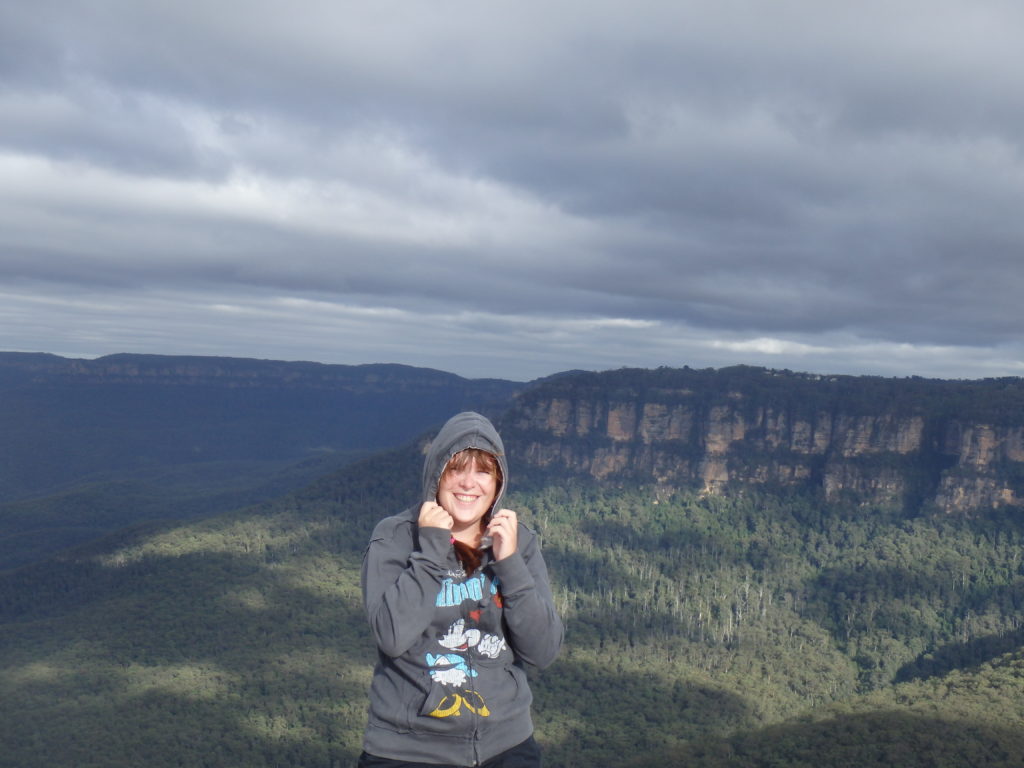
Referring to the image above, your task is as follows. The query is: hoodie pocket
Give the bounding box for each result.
[419,682,457,718]
[414,682,488,740]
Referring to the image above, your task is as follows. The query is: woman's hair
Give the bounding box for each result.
[441,448,503,576]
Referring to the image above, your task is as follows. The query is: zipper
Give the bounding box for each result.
[468,605,482,767]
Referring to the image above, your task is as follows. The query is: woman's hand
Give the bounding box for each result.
[486,508,518,561]
[419,501,453,531]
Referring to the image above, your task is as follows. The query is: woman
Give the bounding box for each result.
[359,411,563,767]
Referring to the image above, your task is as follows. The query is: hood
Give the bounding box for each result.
[421,411,508,510]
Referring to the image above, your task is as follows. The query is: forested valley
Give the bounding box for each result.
[2,436,1023,767]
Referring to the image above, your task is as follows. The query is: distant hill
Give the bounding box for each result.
[0,352,523,500]
[0,352,523,568]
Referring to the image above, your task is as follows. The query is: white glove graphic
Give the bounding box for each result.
[439,619,481,651]
[477,634,507,659]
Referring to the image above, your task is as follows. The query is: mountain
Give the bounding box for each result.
[501,365,1024,514]
[2,362,1024,766]
[628,647,1024,766]
[0,352,523,569]
[0,351,522,501]
[2,437,1023,766]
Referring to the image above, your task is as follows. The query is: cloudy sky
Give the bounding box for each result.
[2,1,1023,382]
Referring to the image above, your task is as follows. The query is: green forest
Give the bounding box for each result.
[2,440,1023,766]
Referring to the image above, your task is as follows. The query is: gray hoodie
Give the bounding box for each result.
[361,411,563,765]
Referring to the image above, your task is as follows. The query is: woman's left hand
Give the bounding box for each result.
[486,508,518,561]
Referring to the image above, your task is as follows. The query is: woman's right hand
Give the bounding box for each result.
[418,501,453,531]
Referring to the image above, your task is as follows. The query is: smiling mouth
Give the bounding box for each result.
[453,494,479,503]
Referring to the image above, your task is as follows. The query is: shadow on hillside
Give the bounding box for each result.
[547,515,758,597]
[1,667,367,767]
[0,544,379,767]
[2,540,753,767]
[542,543,707,646]
[801,562,954,648]
[0,452,367,571]
[532,655,752,766]
[1,510,755,768]
[895,624,1024,684]
[623,709,1024,767]
[803,562,1024,660]
[577,517,760,568]
[2,546,375,656]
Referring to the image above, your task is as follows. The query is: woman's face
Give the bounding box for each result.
[437,454,498,533]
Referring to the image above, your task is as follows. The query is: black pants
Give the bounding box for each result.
[357,735,542,768]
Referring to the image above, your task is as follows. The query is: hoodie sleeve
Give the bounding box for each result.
[488,526,563,670]
[362,516,452,658]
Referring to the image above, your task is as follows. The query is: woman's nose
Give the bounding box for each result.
[452,469,476,487]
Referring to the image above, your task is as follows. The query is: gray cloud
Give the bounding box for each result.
[1,0,1023,381]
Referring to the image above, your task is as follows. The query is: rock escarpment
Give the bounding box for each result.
[502,367,1024,514]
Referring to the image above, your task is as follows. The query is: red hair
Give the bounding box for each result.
[440,448,503,576]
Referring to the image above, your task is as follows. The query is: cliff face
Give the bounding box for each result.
[503,367,1024,514]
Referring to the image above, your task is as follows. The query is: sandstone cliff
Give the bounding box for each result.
[501,367,1024,514]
